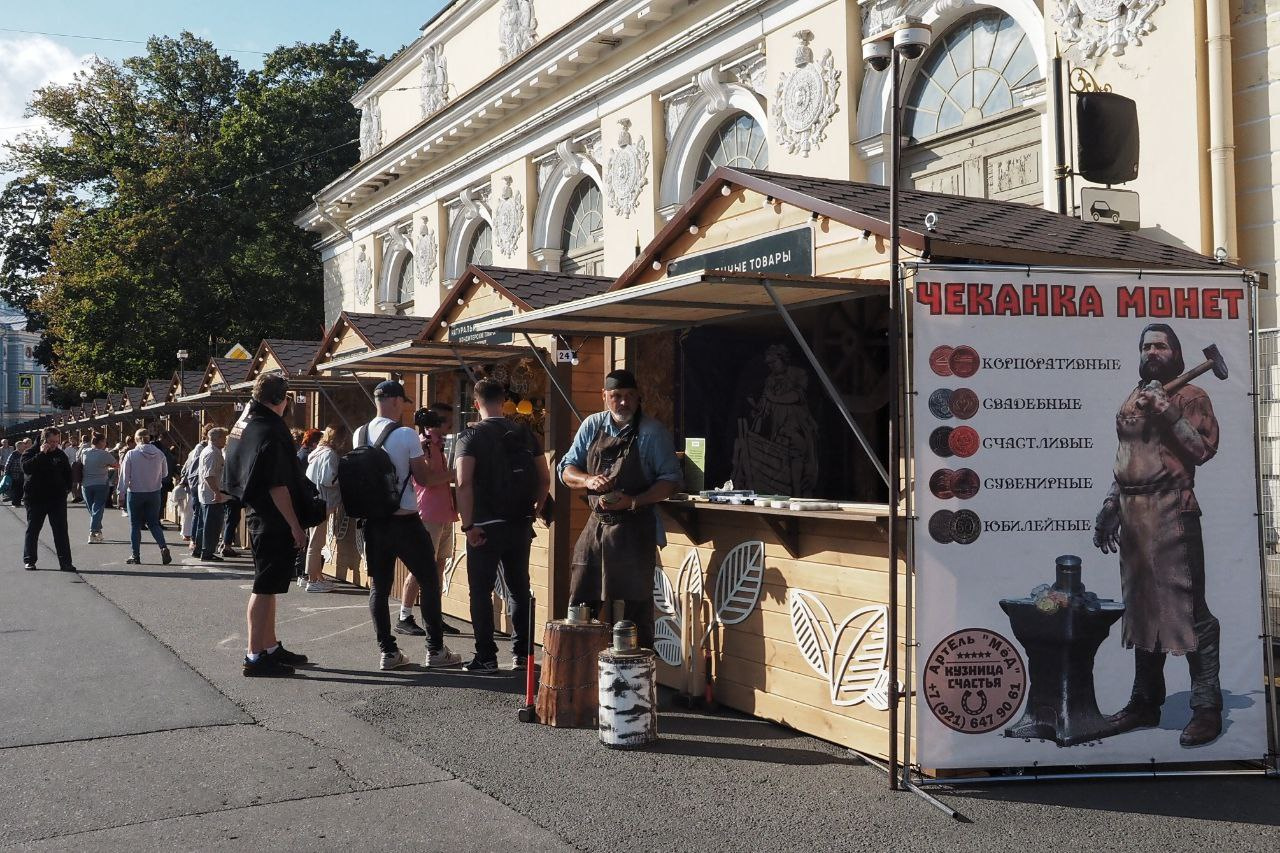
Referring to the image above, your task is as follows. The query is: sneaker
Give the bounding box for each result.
[296,575,306,589]
[269,644,309,667]
[512,656,528,671]
[161,548,172,565]
[125,556,140,565]
[243,654,295,678]
[219,546,239,558]
[86,534,95,544]
[394,614,426,636]
[460,655,498,673]
[59,565,79,573]
[202,553,224,563]
[93,531,103,543]
[23,562,36,571]
[442,621,461,635]
[380,650,409,671]
[428,646,464,669]
[305,579,335,593]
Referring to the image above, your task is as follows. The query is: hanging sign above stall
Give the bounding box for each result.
[449,309,514,346]
[910,264,1264,770]
[665,225,813,277]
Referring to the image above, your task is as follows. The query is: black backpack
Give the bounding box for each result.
[473,419,539,522]
[338,422,407,521]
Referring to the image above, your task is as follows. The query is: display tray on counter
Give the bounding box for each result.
[658,497,891,558]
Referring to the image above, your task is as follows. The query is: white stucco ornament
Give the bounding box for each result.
[492,176,524,258]
[419,44,449,117]
[772,31,841,158]
[359,98,382,159]
[604,118,649,219]
[1055,0,1165,59]
[354,245,372,305]
[414,221,438,293]
[498,0,537,64]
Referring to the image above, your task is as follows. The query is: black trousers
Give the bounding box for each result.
[465,521,533,661]
[24,499,72,568]
[364,514,444,653]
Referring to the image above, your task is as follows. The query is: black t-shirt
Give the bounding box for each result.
[225,401,299,520]
[455,416,541,524]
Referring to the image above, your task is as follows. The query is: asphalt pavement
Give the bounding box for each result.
[1,500,1277,852]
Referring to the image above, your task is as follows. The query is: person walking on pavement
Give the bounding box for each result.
[81,432,118,543]
[397,402,461,637]
[356,380,462,672]
[119,429,173,566]
[184,426,212,554]
[301,424,347,592]
[455,380,550,672]
[223,373,312,677]
[3,438,26,505]
[21,428,77,572]
[559,369,682,649]
[197,427,230,562]
[66,433,84,504]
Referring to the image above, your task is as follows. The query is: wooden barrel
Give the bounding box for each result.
[598,648,658,749]
[535,620,612,728]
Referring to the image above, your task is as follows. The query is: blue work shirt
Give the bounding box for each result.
[559,411,683,546]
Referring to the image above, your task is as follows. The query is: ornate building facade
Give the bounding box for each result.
[0,304,55,429]
[299,0,1279,324]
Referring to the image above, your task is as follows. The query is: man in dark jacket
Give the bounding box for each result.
[22,427,76,572]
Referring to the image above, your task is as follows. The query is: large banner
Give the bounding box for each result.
[911,266,1267,768]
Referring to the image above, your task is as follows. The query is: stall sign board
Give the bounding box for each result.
[450,310,513,346]
[1081,187,1140,231]
[665,225,813,277]
[684,437,707,493]
[910,265,1265,769]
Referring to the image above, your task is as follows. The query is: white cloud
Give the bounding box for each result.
[0,35,94,165]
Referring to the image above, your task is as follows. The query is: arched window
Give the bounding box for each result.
[560,180,603,276]
[694,113,768,186]
[904,11,1042,141]
[466,222,492,267]
[394,254,415,314]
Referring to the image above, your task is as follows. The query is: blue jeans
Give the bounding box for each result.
[200,501,226,558]
[83,484,109,534]
[126,490,168,558]
[190,496,204,548]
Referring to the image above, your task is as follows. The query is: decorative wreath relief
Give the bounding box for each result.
[772,30,841,157]
[652,549,703,667]
[492,176,524,258]
[788,589,890,710]
[703,540,765,644]
[605,118,649,219]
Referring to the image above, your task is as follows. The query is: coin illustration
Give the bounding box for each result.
[929,468,955,500]
[928,388,953,420]
[949,345,980,378]
[928,510,955,544]
[948,425,979,458]
[948,387,979,420]
[929,345,955,377]
[950,509,982,544]
[929,426,955,458]
[923,629,1026,734]
[950,467,980,500]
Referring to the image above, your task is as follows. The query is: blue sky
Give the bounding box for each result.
[0,1,451,152]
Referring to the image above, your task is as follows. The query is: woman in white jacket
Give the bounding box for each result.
[302,424,348,592]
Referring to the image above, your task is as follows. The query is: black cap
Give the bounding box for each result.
[374,380,406,399]
[603,369,638,390]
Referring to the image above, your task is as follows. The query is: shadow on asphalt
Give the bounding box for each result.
[80,568,249,580]
[648,734,863,766]
[301,665,527,695]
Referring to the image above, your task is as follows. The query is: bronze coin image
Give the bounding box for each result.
[950,509,981,544]
[949,387,979,420]
[929,468,955,500]
[928,388,953,420]
[949,345,980,378]
[950,468,980,500]
[948,425,979,458]
[929,426,954,458]
[923,628,1026,734]
[929,345,955,377]
[928,510,955,544]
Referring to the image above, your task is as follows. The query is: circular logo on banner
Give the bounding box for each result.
[949,345,981,378]
[929,345,955,377]
[950,468,981,500]
[924,628,1026,734]
[948,387,979,420]
[948,425,980,458]
[929,468,955,500]
[929,426,955,458]
[928,509,955,544]
[928,388,953,420]
[950,509,982,544]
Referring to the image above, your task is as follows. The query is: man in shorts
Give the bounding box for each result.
[224,373,312,677]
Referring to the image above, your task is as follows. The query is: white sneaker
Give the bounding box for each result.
[296,576,306,588]
[86,534,95,544]
[426,645,463,669]
[379,650,408,671]
[305,579,335,593]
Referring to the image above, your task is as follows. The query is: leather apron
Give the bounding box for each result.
[1113,386,1202,654]
[569,423,656,604]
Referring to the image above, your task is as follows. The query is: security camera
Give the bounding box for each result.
[862,39,892,72]
[894,26,932,61]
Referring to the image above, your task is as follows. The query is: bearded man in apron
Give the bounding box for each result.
[1094,323,1222,747]
[560,369,682,648]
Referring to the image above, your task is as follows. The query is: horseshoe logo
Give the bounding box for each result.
[961,689,988,715]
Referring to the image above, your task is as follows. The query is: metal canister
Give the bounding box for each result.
[567,604,593,624]
[612,620,638,652]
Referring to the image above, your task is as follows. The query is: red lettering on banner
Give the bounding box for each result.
[1117,287,1144,317]
[1174,288,1199,319]
[1219,288,1244,319]
[1052,285,1077,316]
[968,282,993,315]
[1150,288,1172,317]
[1022,284,1048,315]
[945,283,966,315]
[1079,286,1103,317]
[916,281,942,314]
[994,283,1021,315]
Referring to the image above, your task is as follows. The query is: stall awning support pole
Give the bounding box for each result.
[316,384,358,433]
[522,333,583,424]
[452,350,479,384]
[762,282,890,488]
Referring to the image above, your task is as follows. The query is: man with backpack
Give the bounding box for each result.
[343,380,462,672]
[454,378,550,672]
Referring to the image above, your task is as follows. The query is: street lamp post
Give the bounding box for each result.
[864,18,931,794]
[177,349,189,393]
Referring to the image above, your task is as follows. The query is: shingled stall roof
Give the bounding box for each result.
[175,371,205,399]
[123,387,146,410]
[419,264,614,341]
[313,310,525,375]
